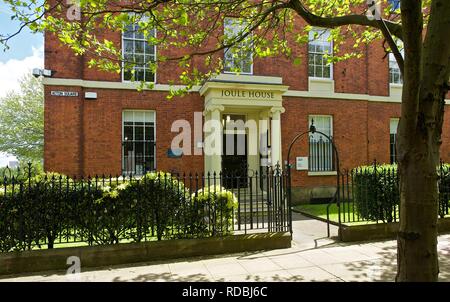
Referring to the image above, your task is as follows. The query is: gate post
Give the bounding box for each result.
[287,162,293,234]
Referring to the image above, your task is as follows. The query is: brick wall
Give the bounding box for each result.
[43,10,450,187]
[45,87,204,177]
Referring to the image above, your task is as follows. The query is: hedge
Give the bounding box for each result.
[352,164,399,222]
[0,172,237,252]
[352,162,450,222]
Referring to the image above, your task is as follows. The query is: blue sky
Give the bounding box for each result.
[0,2,44,166]
[0,2,44,63]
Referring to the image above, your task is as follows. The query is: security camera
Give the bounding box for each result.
[32,68,54,78]
[32,68,42,78]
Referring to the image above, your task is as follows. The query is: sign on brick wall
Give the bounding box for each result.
[296,157,308,170]
[51,91,79,97]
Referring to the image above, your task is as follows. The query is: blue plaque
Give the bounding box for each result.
[167,148,183,158]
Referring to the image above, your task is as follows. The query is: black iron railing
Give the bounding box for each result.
[335,160,450,225]
[0,164,290,252]
[309,136,335,172]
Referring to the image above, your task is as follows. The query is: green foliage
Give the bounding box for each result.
[0,172,75,252]
[0,75,44,162]
[438,164,450,217]
[0,170,238,252]
[352,164,399,222]
[352,162,450,221]
[1,1,426,99]
[191,186,238,237]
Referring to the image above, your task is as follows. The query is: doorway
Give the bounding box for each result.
[222,114,248,188]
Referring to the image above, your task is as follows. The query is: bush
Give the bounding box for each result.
[187,186,238,237]
[438,164,450,217]
[76,172,190,244]
[0,172,75,251]
[352,164,399,222]
[130,172,189,241]
[0,171,239,252]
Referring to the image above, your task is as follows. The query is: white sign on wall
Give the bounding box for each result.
[296,157,308,171]
[51,91,79,97]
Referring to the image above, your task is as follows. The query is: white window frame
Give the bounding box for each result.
[223,17,253,75]
[308,28,333,80]
[122,110,157,175]
[389,52,403,84]
[121,17,157,83]
[389,40,404,85]
[308,115,334,172]
[390,118,399,164]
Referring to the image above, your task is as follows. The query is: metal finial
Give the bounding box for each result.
[310,119,316,133]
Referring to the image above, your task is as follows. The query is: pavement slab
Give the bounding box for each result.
[2,213,450,282]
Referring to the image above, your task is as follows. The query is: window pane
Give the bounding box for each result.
[124,141,134,153]
[135,41,145,54]
[123,110,156,174]
[135,31,144,40]
[134,111,145,123]
[144,55,154,65]
[135,126,144,140]
[144,70,154,82]
[135,142,144,157]
[323,66,331,79]
[145,126,154,141]
[145,43,155,55]
[315,66,323,78]
[135,68,145,81]
[224,18,252,74]
[122,19,156,83]
[124,25,134,38]
[135,54,145,65]
[308,115,333,171]
[308,28,333,79]
[308,65,314,77]
[124,125,134,141]
[314,54,322,65]
[315,44,324,53]
[123,111,134,122]
[146,142,155,155]
[144,111,155,123]
[124,40,134,53]
[123,70,132,81]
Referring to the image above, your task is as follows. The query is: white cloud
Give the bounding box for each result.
[0,44,42,164]
[0,44,44,98]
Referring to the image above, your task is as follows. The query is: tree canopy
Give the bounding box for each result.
[0,75,44,163]
[1,0,414,96]
[1,0,449,282]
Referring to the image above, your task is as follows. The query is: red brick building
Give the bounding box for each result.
[42,14,450,202]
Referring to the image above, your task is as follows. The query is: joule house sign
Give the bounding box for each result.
[221,89,275,99]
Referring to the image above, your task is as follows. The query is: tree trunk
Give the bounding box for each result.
[396,140,440,281]
[395,0,450,281]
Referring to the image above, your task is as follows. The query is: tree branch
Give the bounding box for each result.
[288,0,404,40]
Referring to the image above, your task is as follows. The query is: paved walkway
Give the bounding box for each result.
[2,213,450,282]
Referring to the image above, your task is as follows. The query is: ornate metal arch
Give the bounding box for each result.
[285,121,341,238]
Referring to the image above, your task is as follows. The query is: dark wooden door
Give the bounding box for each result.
[222,133,248,188]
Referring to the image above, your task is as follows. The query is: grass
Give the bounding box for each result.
[294,202,450,226]
[293,203,381,226]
